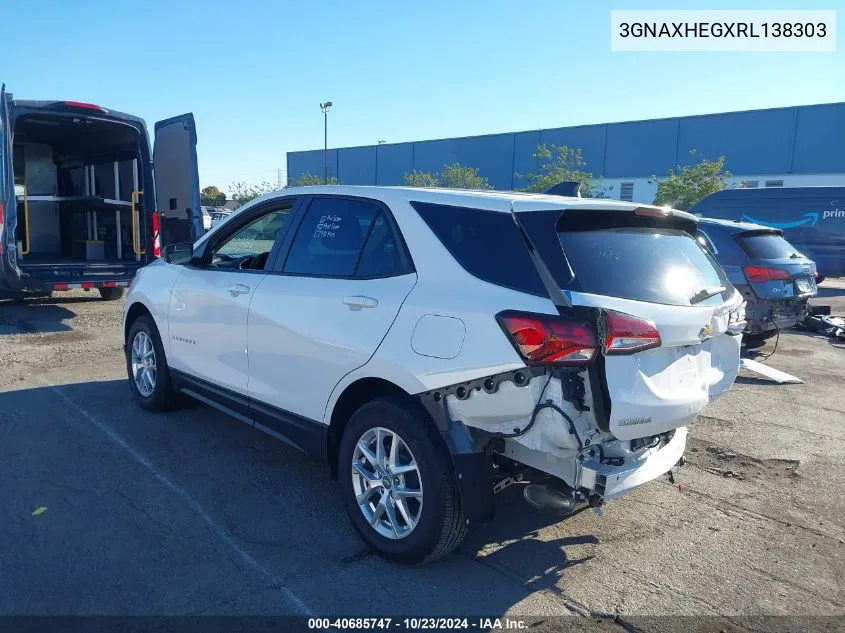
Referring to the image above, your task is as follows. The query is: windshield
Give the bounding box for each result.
[739,232,803,259]
[557,227,732,307]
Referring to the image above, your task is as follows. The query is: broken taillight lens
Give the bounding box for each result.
[604,310,661,355]
[497,311,597,365]
[743,265,790,283]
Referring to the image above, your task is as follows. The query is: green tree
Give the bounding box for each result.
[200,185,226,206]
[403,170,441,188]
[652,150,731,210]
[288,172,338,187]
[439,163,492,189]
[516,144,610,198]
[229,181,277,208]
[403,163,492,189]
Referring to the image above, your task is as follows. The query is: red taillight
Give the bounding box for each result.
[497,311,597,365]
[152,211,161,257]
[743,265,790,283]
[604,310,662,355]
[63,101,106,112]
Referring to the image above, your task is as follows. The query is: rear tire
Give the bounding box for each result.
[126,315,177,412]
[338,397,467,564]
[100,287,125,301]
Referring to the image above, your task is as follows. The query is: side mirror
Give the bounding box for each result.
[162,242,194,265]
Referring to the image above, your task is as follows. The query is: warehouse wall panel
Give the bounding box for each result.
[287,103,845,187]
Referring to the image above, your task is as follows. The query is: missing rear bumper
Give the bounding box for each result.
[498,426,687,500]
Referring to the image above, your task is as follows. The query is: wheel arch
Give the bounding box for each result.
[124,301,153,343]
[327,377,410,479]
[326,372,496,524]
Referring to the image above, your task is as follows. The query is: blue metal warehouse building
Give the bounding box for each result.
[287,102,845,203]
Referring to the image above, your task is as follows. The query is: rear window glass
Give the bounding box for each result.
[413,202,730,306]
[740,233,800,259]
[557,227,731,306]
[284,198,378,276]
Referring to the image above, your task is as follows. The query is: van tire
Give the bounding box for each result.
[338,397,468,565]
[126,315,177,412]
[100,287,125,301]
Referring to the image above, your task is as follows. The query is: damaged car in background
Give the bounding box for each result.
[696,218,817,347]
[122,186,746,564]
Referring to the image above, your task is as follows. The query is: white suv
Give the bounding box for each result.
[123,186,745,564]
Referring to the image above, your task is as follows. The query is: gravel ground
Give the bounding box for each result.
[1,282,843,629]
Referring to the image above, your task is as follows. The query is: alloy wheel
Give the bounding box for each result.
[351,427,423,539]
[131,331,157,398]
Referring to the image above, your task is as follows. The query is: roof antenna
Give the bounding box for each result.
[508,200,571,308]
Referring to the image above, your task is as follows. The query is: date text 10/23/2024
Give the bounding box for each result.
[308,617,528,630]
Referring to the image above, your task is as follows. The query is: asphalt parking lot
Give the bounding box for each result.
[1,284,843,625]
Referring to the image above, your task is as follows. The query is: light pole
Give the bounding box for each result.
[320,101,332,183]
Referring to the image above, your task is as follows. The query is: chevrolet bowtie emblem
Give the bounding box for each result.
[699,324,713,338]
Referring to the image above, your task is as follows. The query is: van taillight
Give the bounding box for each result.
[604,310,662,355]
[743,265,790,283]
[497,311,597,365]
[152,211,161,257]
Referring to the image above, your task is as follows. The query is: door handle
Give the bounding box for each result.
[342,295,378,310]
[227,283,251,296]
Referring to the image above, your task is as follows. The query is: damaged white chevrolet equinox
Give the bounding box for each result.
[123,186,745,564]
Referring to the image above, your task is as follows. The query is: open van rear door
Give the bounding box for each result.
[154,113,201,248]
[0,84,14,272]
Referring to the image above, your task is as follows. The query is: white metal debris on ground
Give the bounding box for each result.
[740,358,804,384]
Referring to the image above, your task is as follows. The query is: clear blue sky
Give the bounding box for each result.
[6,1,843,194]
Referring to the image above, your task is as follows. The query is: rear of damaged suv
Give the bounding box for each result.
[397,195,745,522]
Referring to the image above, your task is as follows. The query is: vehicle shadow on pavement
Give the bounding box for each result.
[457,484,598,589]
[2,378,600,616]
[0,297,77,335]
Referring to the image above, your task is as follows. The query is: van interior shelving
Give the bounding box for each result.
[12,113,147,269]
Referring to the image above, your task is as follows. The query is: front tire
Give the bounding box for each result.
[338,397,467,564]
[126,315,177,411]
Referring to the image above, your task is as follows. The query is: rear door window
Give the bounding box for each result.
[739,232,801,259]
[283,197,379,277]
[354,213,409,278]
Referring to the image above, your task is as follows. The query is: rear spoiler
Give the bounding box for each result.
[738,228,784,237]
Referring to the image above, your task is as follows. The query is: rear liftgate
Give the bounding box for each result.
[414,202,635,521]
